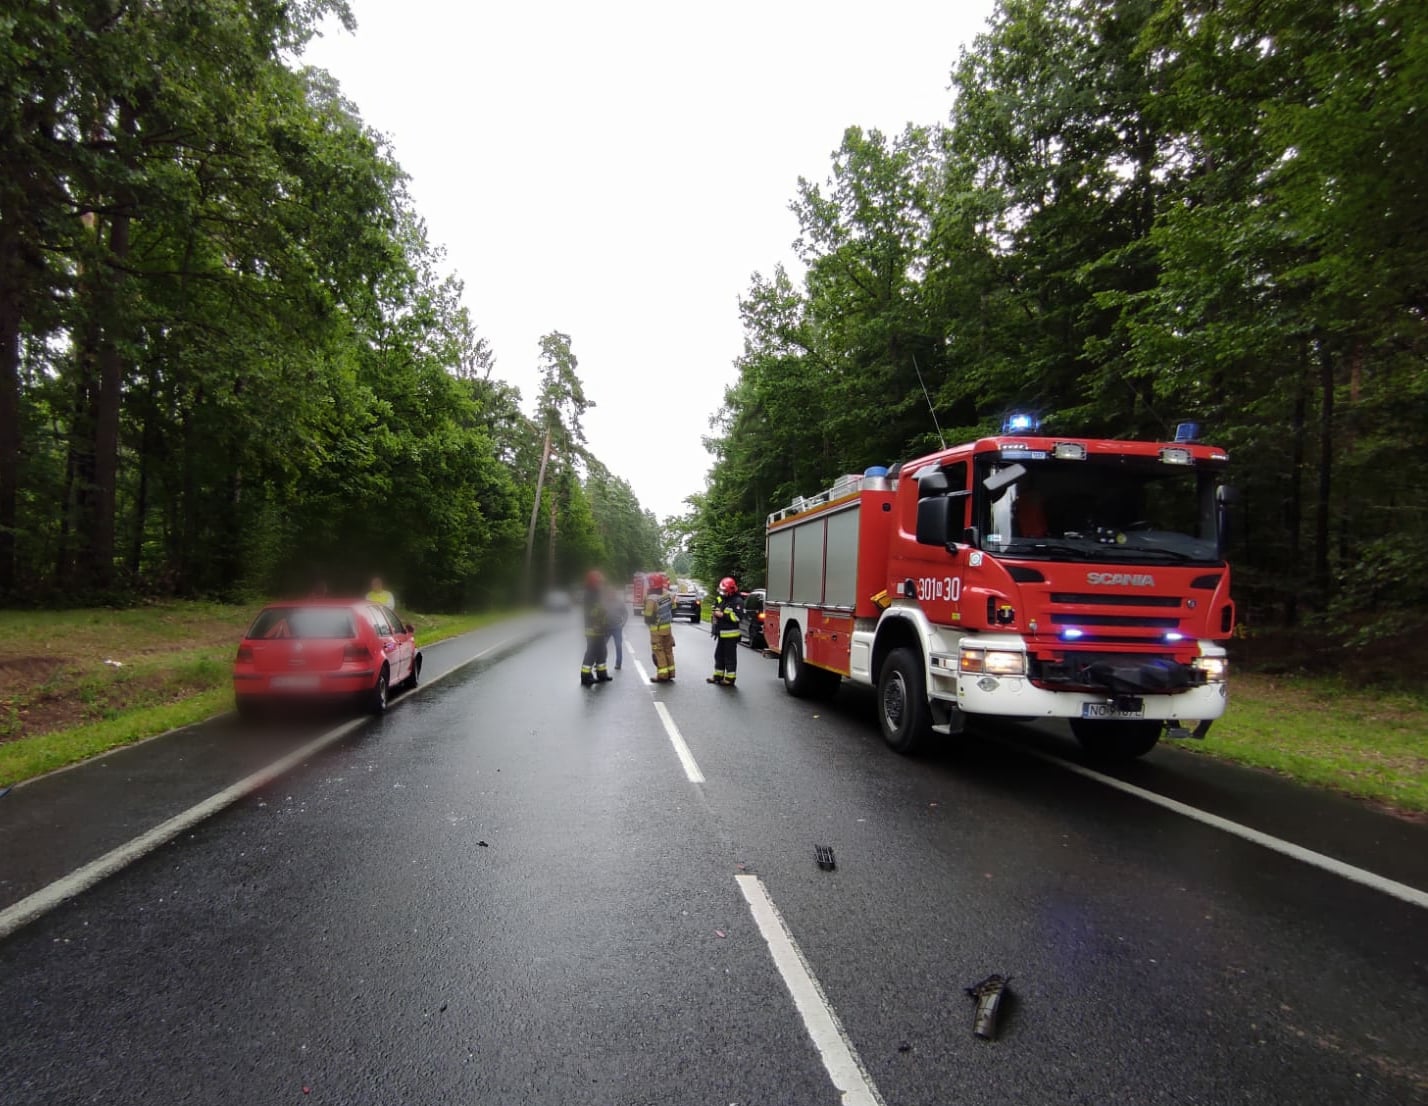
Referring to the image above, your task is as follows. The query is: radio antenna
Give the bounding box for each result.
[911,353,947,450]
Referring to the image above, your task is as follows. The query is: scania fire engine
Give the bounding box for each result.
[763,424,1234,761]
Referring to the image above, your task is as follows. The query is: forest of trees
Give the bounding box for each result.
[0,1,661,609]
[689,0,1426,644]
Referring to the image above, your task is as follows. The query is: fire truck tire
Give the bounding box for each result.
[782,628,840,699]
[877,647,931,755]
[1070,718,1162,761]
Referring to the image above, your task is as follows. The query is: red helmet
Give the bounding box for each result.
[719,576,736,595]
[649,572,668,589]
[585,569,604,588]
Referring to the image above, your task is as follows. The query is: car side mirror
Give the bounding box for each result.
[1216,484,1239,504]
[916,496,955,546]
[405,623,415,633]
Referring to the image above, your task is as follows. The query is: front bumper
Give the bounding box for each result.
[929,634,1229,722]
[953,674,1228,721]
[232,670,377,696]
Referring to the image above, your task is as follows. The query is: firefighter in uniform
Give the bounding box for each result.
[708,576,743,687]
[643,572,677,682]
[580,569,613,687]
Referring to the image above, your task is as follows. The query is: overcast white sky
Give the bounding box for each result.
[301,0,998,521]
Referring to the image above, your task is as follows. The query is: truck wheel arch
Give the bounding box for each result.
[872,615,925,684]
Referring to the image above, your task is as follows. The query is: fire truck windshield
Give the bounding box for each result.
[978,456,1222,564]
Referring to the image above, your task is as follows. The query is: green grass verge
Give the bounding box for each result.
[0,686,231,786]
[0,603,515,787]
[1191,674,1428,814]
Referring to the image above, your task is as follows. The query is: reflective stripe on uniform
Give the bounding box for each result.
[719,631,740,638]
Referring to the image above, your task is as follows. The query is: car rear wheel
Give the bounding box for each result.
[367,668,389,715]
[1070,718,1162,761]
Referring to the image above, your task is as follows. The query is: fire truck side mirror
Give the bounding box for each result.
[916,496,956,546]
[1216,484,1239,504]
[917,470,950,497]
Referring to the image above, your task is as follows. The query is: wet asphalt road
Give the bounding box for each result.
[2,618,1426,1105]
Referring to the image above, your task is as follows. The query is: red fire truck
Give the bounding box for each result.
[763,423,1234,761]
[631,571,650,614]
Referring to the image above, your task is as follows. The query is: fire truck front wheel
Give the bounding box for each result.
[1070,718,1162,761]
[877,647,932,755]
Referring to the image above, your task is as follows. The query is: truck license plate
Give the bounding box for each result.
[271,675,320,690]
[1081,702,1145,720]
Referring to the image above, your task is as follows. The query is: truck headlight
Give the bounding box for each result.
[960,648,1026,676]
[1193,656,1227,682]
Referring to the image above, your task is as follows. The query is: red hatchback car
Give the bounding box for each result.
[233,600,422,717]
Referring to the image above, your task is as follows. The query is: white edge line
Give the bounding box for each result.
[0,629,543,942]
[631,655,656,691]
[1026,747,1428,911]
[736,874,886,1106]
[653,701,705,784]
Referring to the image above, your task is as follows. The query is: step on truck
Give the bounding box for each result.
[763,424,1234,761]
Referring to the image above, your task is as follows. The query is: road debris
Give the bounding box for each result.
[897,1042,912,1053]
[966,974,1010,1039]
[477,840,489,847]
[103,658,124,667]
[715,929,727,938]
[815,845,836,871]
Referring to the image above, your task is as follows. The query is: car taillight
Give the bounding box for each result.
[758,612,765,621]
[236,644,253,663]
[343,643,372,662]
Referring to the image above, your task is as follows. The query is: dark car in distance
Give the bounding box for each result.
[673,587,702,623]
[740,589,767,649]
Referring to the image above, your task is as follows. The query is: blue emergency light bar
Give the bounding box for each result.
[1003,412,1040,433]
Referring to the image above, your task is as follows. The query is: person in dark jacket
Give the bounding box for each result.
[604,585,628,670]
[581,570,612,687]
[707,576,743,687]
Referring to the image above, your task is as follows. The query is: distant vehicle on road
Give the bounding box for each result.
[544,589,572,612]
[673,586,702,623]
[233,600,420,717]
[631,571,651,613]
[740,589,767,649]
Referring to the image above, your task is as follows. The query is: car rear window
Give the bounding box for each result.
[246,607,356,640]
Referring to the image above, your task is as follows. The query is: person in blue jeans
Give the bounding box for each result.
[605,585,628,670]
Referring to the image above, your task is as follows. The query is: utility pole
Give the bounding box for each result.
[523,425,551,600]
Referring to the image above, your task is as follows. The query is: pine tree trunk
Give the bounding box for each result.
[0,287,19,594]
[1313,343,1334,601]
[1286,350,1308,626]
[89,209,129,590]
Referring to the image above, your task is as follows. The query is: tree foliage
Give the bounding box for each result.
[691,0,1428,642]
[0,2,657,608]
